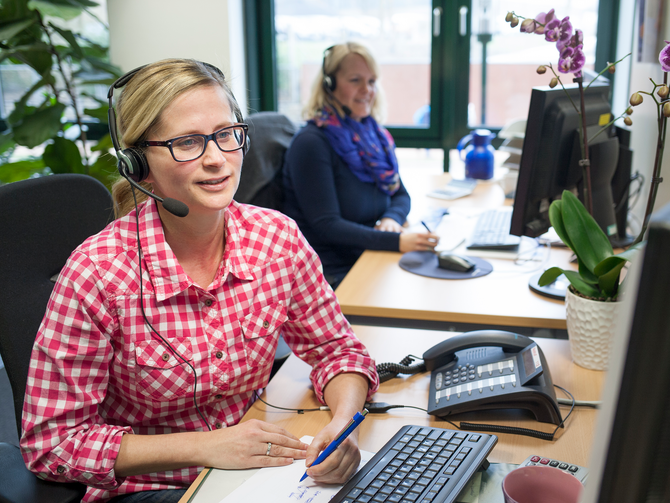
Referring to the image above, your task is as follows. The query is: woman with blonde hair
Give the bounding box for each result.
[20,58,378,503]
[283,42,439,288]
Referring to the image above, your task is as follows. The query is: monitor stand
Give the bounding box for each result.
[528,272,568,301]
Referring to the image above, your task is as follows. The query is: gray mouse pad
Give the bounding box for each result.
[398,251,493,279]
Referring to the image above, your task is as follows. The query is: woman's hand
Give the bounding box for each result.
[303,417,361,484]
[399,231,440,253]
[202,419,308,470]
[375,217,404,233]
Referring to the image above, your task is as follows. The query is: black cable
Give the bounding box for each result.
[130,186,212,431]
[377,355,426,383]
[253,390,328,414]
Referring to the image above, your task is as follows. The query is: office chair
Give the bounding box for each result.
[0,174,114,503]
[235,111,297,211]
[235,112,297,377]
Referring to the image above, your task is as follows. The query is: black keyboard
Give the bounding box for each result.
[467,209,520,251]
[331,425,497,503]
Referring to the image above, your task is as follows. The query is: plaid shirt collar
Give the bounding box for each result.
[138,199,255,302]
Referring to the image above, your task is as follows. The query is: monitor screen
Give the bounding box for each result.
[510,80,620,239]
[580,203,670,502]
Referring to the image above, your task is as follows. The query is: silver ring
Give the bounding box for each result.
[265,442,272,456]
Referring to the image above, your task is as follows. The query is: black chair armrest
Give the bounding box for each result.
[0,442,86,503]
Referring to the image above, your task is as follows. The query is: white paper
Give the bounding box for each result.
[218,437,374,503]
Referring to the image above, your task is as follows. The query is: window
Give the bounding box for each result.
[246,0,616,170]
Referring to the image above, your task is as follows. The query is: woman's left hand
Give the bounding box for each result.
[375,218,404,233]
[303,417,361,484]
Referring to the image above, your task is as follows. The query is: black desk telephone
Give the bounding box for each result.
[379,330,562,425]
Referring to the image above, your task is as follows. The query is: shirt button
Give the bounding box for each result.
[262,320,270,329]
[215,423,223,429]
[215,394,223,400]
[215,351,224,359]
[204,299,213,307]
[162,353,170,362]
[56,465,66,474]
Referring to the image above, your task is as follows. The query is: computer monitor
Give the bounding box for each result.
[510,79,624,242]
[580,203,670,503]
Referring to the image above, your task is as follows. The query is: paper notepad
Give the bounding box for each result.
[218,437,374,503]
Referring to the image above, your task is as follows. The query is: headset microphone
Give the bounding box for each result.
[325,86,352,117]
[120,168,190,217]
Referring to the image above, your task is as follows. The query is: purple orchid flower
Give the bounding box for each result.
[559,28,583,51]
[545,16,572,44]
[660,41,670,72]
[558,45,586,75]
[533,9,555,35]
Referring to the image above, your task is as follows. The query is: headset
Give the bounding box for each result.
[107,62,249,217]
[321,45,352,116]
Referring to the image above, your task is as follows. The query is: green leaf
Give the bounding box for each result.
[6,73,55,126]
[548,199,574,250]
[598,260,626,298]
[89,151,118,189]
[12,42,53,75]
[577,261,599,285]
[0,17,36,42]
[0,158,47,183]
[563,270,604,299]
[560,190,613,273]
[83,104,109,123]
[43,136,84,174]
[90,133,113,152]
[538,266,564,286]
[615,241,645,261]
[28,0,83,20]
[593,256,627,277]
[48,23,83,58]
[0,130,17,155]
[12,103,65,148]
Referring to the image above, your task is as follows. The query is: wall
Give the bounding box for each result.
[106,0,248,117]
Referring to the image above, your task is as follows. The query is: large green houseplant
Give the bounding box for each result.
[0,0,121,187]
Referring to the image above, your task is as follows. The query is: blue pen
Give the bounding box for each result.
[299,409,368,482]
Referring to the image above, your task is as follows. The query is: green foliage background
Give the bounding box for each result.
[0,0,122,188]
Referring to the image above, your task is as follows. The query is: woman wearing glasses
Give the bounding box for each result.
[283,42,439,289]
[20,59,378,503]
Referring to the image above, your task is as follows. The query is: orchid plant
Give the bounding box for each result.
[506,9,630,216]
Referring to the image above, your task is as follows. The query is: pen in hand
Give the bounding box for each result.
[299,409,368,482]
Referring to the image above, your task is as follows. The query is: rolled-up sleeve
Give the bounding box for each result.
[281,221,380,402]
[20,251,133,490]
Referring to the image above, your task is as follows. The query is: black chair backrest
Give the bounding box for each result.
[235,111,297,211]
[0,174,114,436]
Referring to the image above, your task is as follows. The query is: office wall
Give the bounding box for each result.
[106,0,248,117]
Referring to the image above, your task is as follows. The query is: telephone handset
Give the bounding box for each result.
[423,330,561,425]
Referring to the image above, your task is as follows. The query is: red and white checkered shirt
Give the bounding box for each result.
[20,198,379,502]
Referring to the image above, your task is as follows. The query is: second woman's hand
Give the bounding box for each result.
[399,231,440,253]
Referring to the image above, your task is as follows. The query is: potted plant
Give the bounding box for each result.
[538,190,643,370]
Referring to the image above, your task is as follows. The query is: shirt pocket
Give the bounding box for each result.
[134,339,195,401]
[240,303,288,369]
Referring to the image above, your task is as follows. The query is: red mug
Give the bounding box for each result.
[502,465,583,503]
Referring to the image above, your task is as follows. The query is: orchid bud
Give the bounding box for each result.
[549,77,558,88]
[624,117,633,126]
[626,107,633,115]
[510,16,519,28]
[537,65,547,74]
[607,63,616,74]
[521,19,535,32]
[629,93,643,106]
[505,12,514,22]
[664,102,670,118]
[658,85,669,98]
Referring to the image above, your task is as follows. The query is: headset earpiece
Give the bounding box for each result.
[244,135,250,156]
[117,147,150,182]
[322,46,337,91]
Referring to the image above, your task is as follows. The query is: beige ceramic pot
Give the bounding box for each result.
[565,287,621,370]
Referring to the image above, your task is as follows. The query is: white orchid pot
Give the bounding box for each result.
[565,287,621,370]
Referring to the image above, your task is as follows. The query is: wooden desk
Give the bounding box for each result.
[335,173,574,334]
[181,325,604,502]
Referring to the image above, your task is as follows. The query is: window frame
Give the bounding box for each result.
[245,0,619,171]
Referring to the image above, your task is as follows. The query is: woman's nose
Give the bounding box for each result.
[202,139,225,165]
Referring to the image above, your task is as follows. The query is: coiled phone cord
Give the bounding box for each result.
[377,355,426,383]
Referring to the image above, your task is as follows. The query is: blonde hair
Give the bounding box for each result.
[110,58,242,217]
[303,42,386,122]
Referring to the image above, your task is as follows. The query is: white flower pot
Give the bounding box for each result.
[565,287,620,370]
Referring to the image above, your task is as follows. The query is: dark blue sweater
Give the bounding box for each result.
[282,122,411,281]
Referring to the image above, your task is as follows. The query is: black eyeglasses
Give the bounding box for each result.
[140,124,248,162]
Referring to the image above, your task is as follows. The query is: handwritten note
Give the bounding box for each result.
[218,437,373,503]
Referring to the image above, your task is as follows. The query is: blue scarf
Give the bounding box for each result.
[310,106,400,195]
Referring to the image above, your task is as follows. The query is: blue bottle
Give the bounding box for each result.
[457,129,495,180]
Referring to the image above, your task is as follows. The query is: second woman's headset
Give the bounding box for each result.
[321,46,352,116]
